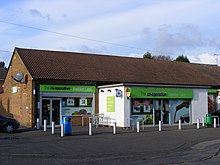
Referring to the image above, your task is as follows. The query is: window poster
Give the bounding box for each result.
[80,98,88,106]
[169,99,190,124]
[67,97,75,106]
[106,96,115,112]
[143,100,150,113]
[133,100,141,113]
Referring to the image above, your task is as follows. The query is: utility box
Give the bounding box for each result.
[205,114,212,127]
[62,116,72,135]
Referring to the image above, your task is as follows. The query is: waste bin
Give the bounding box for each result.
[62,116,72,135]
[206,114,212,127]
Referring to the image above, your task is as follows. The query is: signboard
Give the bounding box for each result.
[40,85,96,93]
[106,96,115,112]
[131,88,193,99]
[208,89,217,93]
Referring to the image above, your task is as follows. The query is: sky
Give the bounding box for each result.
[1,0,220,67]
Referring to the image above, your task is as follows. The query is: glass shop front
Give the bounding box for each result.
[39,85,96,126]
[130,87,193,126]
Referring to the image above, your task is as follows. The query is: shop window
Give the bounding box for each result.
[132,99,151,114]
[62,97,93,116]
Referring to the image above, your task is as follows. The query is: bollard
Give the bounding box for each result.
[137,121,140,133]
[197,119,200,129]
[214,118,216,128]
[159,120,162,131]
[37,118,40,130]
[44,120,47,132]
[202,117,205,127]
[61,124,64,137]
[113,122,116,135]
[89,122,92,136]
[52,121,55,134]
[179,120,181,130]
[82,117,84,127]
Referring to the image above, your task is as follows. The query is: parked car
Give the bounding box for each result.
[0,115,20,133]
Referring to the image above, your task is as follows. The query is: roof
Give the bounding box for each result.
[14,47,220,87]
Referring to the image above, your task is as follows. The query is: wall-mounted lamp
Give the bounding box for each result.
[107,89,111,92]
[100,90,104,93]
[125,88,131,99]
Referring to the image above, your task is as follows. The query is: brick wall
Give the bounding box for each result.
[0,51,33,127]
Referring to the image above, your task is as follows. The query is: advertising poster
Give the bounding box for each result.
[133,100,141,113]
[143,100,150,113]
[80,98,88,106]
[106,96,115,112]
[169,100,190,124]
[66,97,74,106]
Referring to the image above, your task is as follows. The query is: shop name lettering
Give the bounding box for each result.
[46,87,71,91]
[143,92,167,97]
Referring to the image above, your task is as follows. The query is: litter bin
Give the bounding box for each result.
[206,114,212,127]
[62,116,72,136]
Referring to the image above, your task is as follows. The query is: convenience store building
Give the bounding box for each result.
[1,47,220,127]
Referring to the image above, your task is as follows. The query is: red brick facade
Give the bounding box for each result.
[0,51,34,127]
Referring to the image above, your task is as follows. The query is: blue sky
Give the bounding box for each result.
[1,0,220,66]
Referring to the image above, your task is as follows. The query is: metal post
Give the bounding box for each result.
[37,118,40,130]
[61,124,64,137]
[202,117,205,127]
[113,122,116,135]
[179,120,181,130]
[44,120,47,132]
[214,118,216,128]
[197,119,200,129]
[89,123,92,136]
[153,108,155,126]
[52,121,55,134]
[82,116,84,126]
[159,120,162,131]
[137,121,140,133]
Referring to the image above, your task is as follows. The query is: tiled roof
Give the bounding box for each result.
[15,47,220,87]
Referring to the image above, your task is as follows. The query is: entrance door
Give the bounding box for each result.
[153,99,170,125]
[42,98,61,126]
[154,100,162,125]
[162,100,169,124]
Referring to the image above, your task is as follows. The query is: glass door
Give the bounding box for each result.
[52,99,61,125]
[162,100,169,124]
[42,98,61,126]
[153,99,170,125]
[154,100,162,125]
[42,99,50,125]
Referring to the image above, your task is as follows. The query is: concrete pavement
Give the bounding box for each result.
[0,125,220,165]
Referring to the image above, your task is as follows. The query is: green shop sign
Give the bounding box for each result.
[131,88,193,99]
[208,89,217,94]
[40,85,96,93]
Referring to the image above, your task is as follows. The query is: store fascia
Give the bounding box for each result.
[98,83,211,127]
[130,87,193,126]
[39,84,96,126]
